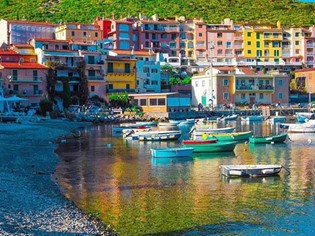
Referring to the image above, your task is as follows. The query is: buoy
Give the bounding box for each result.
[271,141,275,144]
[307,139,312,144]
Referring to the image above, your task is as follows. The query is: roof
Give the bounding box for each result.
[11,44,34,48]
[33,38,71,43]
[0,49,19,55]
[5,19,57,26]
[0,62,47,69]
[237,66,257,75]
[106,56,137,61]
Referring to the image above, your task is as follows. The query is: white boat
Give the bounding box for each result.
[217,114,238,121]
[178,119,196,125]
[241,115,264,122]
[287,119,315,133]
[294,112,314,123]
[151,147,194,158]
[220,165,283,177]
[112,124,149,136]
[126,130,182,141]
[191,126,236,138]
[135,121,158,126]
[122,127,152,137]
[158,121,180,126]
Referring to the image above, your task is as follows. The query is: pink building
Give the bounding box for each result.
[0,49,47,106]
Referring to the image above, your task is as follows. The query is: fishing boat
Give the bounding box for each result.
[241,115,264,122]
[125,130,182,141]
[177,119,196,126]
[294,112,314,123]
[220,165,283,177]
[217,114,238,122]
[249,133,287,144]
[207,131,253,142]
[151,147,194,158]
[182,141,237,153]
[182,139,217,145]
[122,127,152,137]
[191,126,236,139]
[158,121,180,127]
[112,124,148,136]
[287,119,315,133]
[135,121,158,126]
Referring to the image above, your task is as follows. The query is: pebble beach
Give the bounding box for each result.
[0,118,114,235]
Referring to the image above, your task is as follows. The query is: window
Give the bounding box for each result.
[158,98,165,105]
[13,70,18,80]
[125,63,130,73]
[256,42,260,48]
[295,32,300,37]
[195,81,198,87]
[202,80,205,86]
[83,32,87,36]
[256,33,260,39]
[33,70,38,81]
[199,33,202,37]
[278,79,283,86]
[217,33,222,38]
[95,32,98,37]
[259,93,264,99]
[217,41,222,46]
[55,45,59,50]
[198,25,202,28]
[126,84,130,89]
[218,49,223,55]
[151,68,158,73]
[296,49,300,54]
[226,42,231,48]
[295,41,300,46]
[88,56,95,64]
[71,31,75,36]
[171,33,176,40]
[223,92,229,100]
[247,50,252,54]
[247,41,251,46]
[257,50,262,56]
[241,93,246,99]
[91,86,95,92]
[140,99,147,106]
[161,33,167,39]
[272,42,280,47]
[274,50,280,56]
[145,33,149,39]
[247,32,252,37]
[150,98,157,105]
[223,79,229,86]
[107,62,113,73]
[278,92,283,99]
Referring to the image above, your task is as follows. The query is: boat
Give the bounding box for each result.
[249,133,287,144]
[182,141,237,153]
[122,127,152,137]
[135,121,158,126]
[126,130,182,141]
[269,116,286,124]
[151,147,194,158]
[182,139,217,145]
[241,115,264,122]
[207,131,253,142]
[178,119,196,125]
[217,114,238,121]
[112,124,149,136]
[220,165,283,177]
[294,112,314,123]
[191,126,236,139]
[286,119,315,133]
[158,121,180,127]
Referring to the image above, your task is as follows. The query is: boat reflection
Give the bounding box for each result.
[192,151,236,160]
[151,157,193,166]
[221,175,281,184]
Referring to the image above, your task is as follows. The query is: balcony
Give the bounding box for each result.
[235,84,274,91]
[88,76,104,81]
[9,78,44,83]
[10,89,44,96]
[307,43,314,48]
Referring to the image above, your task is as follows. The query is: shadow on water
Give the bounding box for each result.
[145,221,261,236]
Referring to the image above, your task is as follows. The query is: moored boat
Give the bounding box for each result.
[135,121,158,126]
[126,130,182,141]
[182,139,217,145]
[241,115,264,122]
[183,141,237,153]
[287,119,315,133]
[207,131,253,142]
[220,165,283,177]
[151,147,194,158]
[249,133,287,144]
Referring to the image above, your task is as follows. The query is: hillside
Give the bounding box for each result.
[0,0,315,26]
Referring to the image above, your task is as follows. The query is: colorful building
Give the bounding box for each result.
[294,68,315,94]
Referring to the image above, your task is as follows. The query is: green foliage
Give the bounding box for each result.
[76,60,89,105]
[39,98,52,116]
[62,79,72,109]
[1,0,315,26]
[182,77,191,85]
[169,77,181,85]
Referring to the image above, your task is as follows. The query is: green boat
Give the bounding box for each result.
[207,131,253,142]
[249,133,287,144]
[183,141,237,153]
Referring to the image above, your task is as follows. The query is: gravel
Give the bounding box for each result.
[0,118,115,235]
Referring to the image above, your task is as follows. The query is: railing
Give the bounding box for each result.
[88,76,104,80]
[235,84,274,91]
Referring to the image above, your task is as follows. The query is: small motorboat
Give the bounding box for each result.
[151,147,194,158]
[220,165,284,177]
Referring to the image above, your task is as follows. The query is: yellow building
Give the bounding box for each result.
[243,22,283,63]
[105,56,137,95]
[294,68,315,93]
[55,23,103,43]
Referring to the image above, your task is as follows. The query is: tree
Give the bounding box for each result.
[76,60,89,105]
[46,61,59,105]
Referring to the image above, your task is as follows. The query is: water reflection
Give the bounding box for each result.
[55,122,315,235]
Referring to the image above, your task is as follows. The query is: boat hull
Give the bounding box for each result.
[151,147,194,158]
[220,165,282,177]
[129,130,182,141]
[183,141,237,153]
[249,133,287,144]
[208,131,253,141]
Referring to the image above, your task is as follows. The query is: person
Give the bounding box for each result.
[278,101,281,108]
[202,133,208,140]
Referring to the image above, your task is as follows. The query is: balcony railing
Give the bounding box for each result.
[235,84,274,91]
[88,76,104,81]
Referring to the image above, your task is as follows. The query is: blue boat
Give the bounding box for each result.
[241,115,264,122]
[151,147,194,158]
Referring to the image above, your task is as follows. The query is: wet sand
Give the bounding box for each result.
[0,118,114,235]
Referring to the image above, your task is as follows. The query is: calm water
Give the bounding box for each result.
[55,121,315,235]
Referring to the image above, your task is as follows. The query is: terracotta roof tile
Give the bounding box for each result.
[0,62,47,69]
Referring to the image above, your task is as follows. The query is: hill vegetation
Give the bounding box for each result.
[0,0,315,26]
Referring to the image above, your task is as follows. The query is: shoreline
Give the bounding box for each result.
[0,118,114,235]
